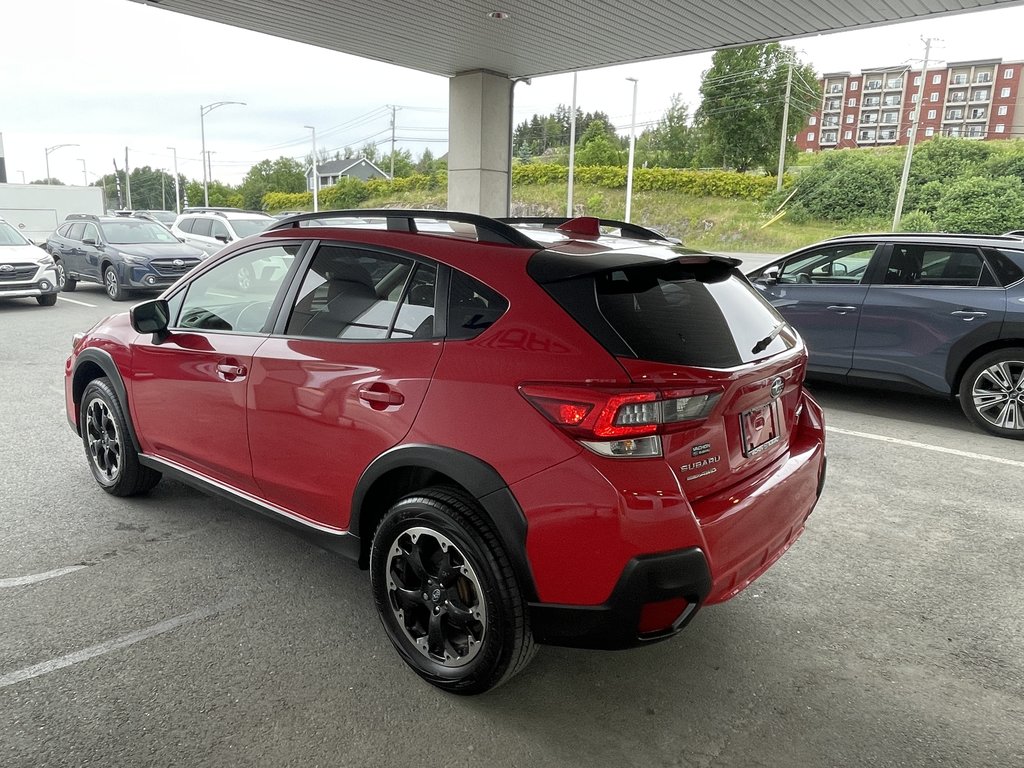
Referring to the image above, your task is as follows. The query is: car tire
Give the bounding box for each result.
[104,265,126,301]
[37,294,57,306]
[370,486,535,695]
[80,377,162,496]
[959,348,1024,439]
[55,259,76,291]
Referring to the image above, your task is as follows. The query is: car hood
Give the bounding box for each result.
[0,243,51,264]
[110,243,205,259]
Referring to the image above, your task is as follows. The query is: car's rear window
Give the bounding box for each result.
[548,260,795,368]
[991,249,1024,285]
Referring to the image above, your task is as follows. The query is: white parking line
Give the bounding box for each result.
[0,599,237,689]
[0,565,88,589]
[57,296,97,308]
[827,426,1024,468]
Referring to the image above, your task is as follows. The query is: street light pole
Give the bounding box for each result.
[304,124,319,213]
[167,147,180,214]
[567,71,578,216]
[77,158,88,186]
[200,100,246,206]
[624,77,639,223]
[44,143,79,185]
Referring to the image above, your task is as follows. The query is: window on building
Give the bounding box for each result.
[886,77,903,89]
[807,132,815,142]
[967,125,984,137]
[932,74,942,84]
[865,79,882,90]
[998,105,1008,116]
[925,127,935,137]
[850,81,859,91]
[930,92,939,102]
[927,109,936,119]
[809,116,817,125]
[828,83,844,93]
[863,96,881,107]
[913,75,922,86]
[845,115,854,124]
[973,89,990,101]
[970,108,986,119]
[975,72,992,83]
[947,109,964,120]
[912,93,919,103]
[952,74,968,85]
[821,131,838,143]
[995,124,1005,134]
[883,95,901,106]
[848,98,856,107]
[858,129,876,141]
[949,90,966,103]
[1001,87,1011,98]
[844,130,852,140]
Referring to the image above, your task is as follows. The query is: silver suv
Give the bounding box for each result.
[0,217,60,307]
[170,208,273,257]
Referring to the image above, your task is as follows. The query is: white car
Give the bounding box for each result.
[171,208,274,257]
[0,217,60,306]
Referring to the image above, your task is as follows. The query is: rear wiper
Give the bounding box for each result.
[751,322,786,354]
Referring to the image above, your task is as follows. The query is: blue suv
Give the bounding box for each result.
[47,214,205,300]
[747,233,1024,439]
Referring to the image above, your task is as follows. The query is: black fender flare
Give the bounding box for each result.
[71,348,142,452]
[351,444,538,602]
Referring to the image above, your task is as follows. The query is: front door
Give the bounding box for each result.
[130,243,301,491]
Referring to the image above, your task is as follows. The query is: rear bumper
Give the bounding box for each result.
[528,547,712,649]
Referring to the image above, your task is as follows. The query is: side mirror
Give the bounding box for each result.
[762,266,781,285]
[82,237,98,246]
[214,234,230,244]
[131,298,171,342]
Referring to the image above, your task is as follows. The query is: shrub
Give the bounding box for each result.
[897,210,936,232]
[784,149,902,222]
[932,176,1024,234]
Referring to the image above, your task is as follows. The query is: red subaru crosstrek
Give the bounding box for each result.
[65,211,826,694]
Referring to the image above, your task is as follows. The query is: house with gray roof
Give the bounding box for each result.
[307,157,390,190]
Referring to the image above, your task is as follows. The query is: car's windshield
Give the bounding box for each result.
[231,219,272,238]
[101,220,180,244]
[142,211,177,225]
[0,221,30,246]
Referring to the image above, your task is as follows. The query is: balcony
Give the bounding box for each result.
[864,80,883,91]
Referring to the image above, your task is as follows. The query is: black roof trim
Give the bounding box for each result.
[527,245,740,284]
[266,209,541,249]
[497,216,676,243]
[824,232,1024,244]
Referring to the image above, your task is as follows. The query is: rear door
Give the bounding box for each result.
[852,243,1007,393]
[751,242,878,375]
[247,242,443,528]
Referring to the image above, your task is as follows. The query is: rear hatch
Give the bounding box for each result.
[529,246,805,499]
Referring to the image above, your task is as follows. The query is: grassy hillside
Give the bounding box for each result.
[359,183,887,254]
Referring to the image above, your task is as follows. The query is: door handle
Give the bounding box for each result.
[358,384,405,409]
[951,310,988,321]
[826,305,858,314]
[216,363,247,379]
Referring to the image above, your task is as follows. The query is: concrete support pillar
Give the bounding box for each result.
[448,70,512,216]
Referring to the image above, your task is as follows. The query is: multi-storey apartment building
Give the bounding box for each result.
[797,59,1024,151]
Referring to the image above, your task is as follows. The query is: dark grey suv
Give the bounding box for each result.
[747,233,1024,439]
[47,214,205,301]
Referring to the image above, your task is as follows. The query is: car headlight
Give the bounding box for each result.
[37,253,55,267]
[119,252,147,265]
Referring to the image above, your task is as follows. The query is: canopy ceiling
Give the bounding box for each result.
[136,0,1023,78]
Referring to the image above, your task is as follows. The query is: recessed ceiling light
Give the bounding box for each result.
[488,11,511,20]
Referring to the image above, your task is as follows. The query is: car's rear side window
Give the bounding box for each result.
[447,271,509,340]
[177,218,195,234]
[990,249,1024,285]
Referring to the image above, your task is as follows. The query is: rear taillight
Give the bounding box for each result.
[520,385,721,458]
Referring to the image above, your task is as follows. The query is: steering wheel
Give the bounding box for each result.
[795,272,813,284]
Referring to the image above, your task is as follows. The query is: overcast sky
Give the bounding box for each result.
[5,0,1024,189]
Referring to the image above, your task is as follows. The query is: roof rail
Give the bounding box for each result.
[498,216,676,243]
[64,213,101,222]
[267,209,541,248]
[826,231,1024,242]
[182,207,266,215]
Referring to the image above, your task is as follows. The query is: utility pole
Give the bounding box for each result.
[304,125,319,212]
[78,158,88,186]
[125,147,132,209]
[389,105,397,179]
[161,172,166,210]
[776,55,794,192]
[624,77,639,223]
[167,147,180,214]
[567,72,578,216]
[893,37,932,231]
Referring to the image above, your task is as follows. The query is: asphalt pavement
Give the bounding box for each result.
[1,283,1022,768]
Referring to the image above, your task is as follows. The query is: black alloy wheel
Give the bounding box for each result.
[959,348,1024,439]
[80,378,162,496]
[370,487,535,694]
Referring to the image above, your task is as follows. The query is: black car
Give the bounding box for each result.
[746,233,1024,439]
[47,214,205,300]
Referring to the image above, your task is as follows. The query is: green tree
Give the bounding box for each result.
[575,119,623,167]
[378,148,415,178]
[696,43,820,172]
[637,95,697,168]
[30,178,65,185]
[239,156,307,210]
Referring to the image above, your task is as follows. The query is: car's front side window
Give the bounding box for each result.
[284,245,436,341]
[172,245,299,333]
[779,245,877,284]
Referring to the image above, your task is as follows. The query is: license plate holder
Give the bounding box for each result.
[741,401,781,457]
